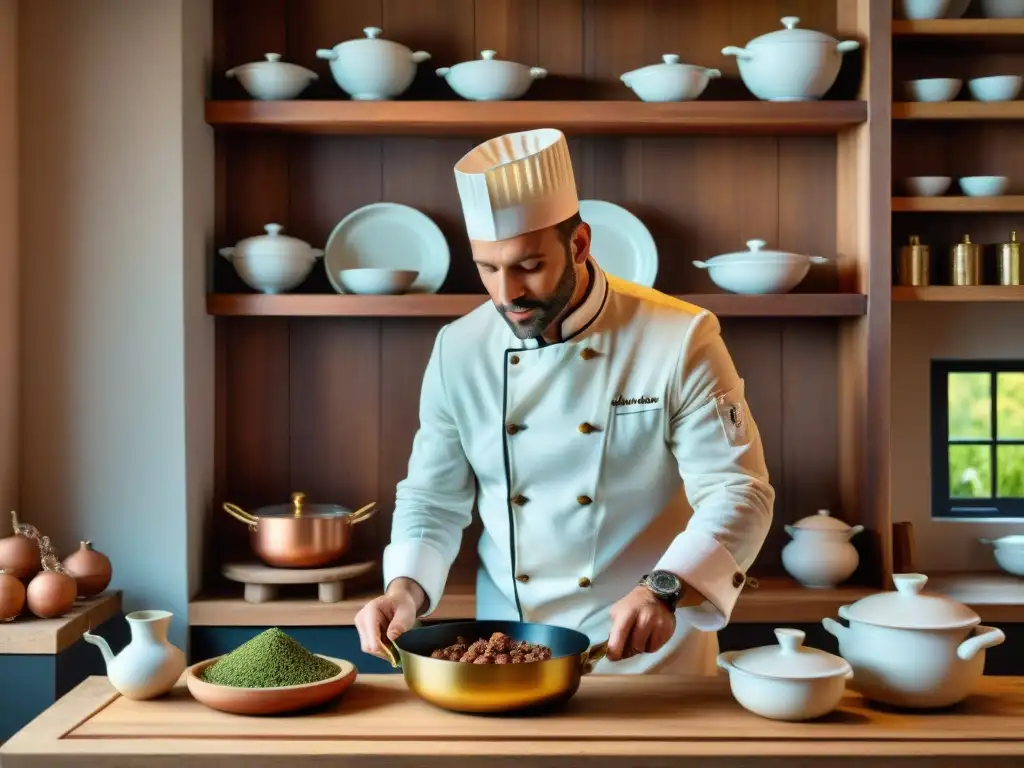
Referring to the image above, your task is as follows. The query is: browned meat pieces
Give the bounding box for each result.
[430,632,553,664]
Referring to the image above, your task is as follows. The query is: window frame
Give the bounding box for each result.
[931,359,1024,520]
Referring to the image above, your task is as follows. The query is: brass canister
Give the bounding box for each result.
[897,234,931,286]
[951,234,982,286]
[997,230,1020,286]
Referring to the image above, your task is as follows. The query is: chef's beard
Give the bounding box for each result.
[498,253,577,340]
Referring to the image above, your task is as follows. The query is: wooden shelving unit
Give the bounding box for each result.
[0,592,121,655]
[892,18,1024,36]
[892,196,1024,212]
[204,100,868,136]
[893,286,1024,302]
[893,102,1024,120]
[206,292,868,318]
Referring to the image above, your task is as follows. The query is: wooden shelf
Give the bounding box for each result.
[188,578,874,627]
[893,285,1024,302]
[0,591,121,655]
[892,19,1024,36]
[892,196,1024,212]
[929,572,1024,623]
[893,101,1024,120]
[204,100,868,136]
[207,293,868,318]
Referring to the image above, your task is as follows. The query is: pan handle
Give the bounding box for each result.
[348,501,378,526]
[581,639,609,675]
[222,502,258,532]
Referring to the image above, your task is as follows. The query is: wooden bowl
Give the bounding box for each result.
[186,654,357,715]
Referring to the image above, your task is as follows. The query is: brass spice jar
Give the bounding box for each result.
[997,230,1020,286]
[950,234,982,286]
[897,234,930,286]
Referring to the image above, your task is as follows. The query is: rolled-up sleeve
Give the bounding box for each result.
[654,310,775,631]
[382,325,476,616]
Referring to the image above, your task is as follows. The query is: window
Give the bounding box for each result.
[931,360,1024,519]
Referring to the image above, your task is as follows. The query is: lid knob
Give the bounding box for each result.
[264,53,282,62]
[781,16,800,29]
[1011,230,1019,242]
[291,491,306,516]
[961,234,972,244]
[774,627,805,654]
[909,234,920,245]
[363,27,382,39]
[662,54,680,64]
[264,223,283,236]
[816,509,830,517]
[746,239,767,252]
[480,50,497,60]
[892,573,928,596]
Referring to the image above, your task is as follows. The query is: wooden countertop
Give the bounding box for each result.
[2,673,1022,766]
[0,591,121,655]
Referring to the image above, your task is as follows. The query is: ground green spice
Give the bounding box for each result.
[200,628,341,688]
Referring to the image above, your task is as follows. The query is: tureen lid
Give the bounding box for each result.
[228,53,317,78]
[228,224,320,258]
[255,492,354,519]
[842,573,980,630]
[730,628,850,680]
[749,17,839,46]
[983,534,1024,548]
[790,509,855,532]
[706,239,807,265]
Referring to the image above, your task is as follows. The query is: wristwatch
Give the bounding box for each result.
[639,570,683,612]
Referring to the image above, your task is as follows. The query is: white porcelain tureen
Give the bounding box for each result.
[979,535,1024,577]
[692,239,827,294]
[782,510,863,589]
[316,27,430,100]
[219,224,323,295]
[225,53,317,100]
[717,628,852,721]
[822,573,1006,709]
[722,17,860,102]
[621,55,721,102]
[436,50,547,101]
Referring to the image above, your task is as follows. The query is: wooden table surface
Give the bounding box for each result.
[2,673,1023,767]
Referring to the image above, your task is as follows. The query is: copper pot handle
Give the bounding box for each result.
[223,502,258,532]
[380,637,401,669]
[581,639,609,675]
[348,501,377,526]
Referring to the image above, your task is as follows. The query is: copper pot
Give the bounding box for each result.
[223,492,376,568]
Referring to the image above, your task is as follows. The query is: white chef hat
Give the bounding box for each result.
[454,128,579,242]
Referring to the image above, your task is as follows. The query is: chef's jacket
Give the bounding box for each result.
[383,258,775,674]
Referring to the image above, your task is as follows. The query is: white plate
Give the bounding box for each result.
[324,203,451,294]
[578,200,658,287]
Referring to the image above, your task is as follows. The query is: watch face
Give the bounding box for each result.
[649,571,681,595]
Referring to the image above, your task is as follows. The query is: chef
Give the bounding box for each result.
[355,128,775,674]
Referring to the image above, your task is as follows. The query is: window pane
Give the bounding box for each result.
[948,372,991,440]
[997,445,1024,499]
[949,444,992,498]
[997,373,1024,440]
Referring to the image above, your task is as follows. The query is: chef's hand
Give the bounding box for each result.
[354,577,424,661]
[606,585,676,662]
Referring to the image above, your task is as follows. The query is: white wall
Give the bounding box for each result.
[0,0,18,516]
[18,0,214,652]
[892,302,1024,573]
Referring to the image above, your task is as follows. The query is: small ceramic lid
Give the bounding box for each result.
[706,239,808,265]
[730,628,850,680]
[790,509,855,532]
[228,53,317,78]
[984,534,1024,548]
[843,573,980,630]
[229,224,319,260]
[749,17,839,46]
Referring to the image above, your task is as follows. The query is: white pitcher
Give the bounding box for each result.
[83,609,186,700]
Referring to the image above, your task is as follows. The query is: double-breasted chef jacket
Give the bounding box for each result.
[383,257,775,674]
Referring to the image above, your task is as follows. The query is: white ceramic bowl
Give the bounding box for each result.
[227,252,318,294]
[621,55,721,102]
[337,268,419,295]
[959,176,1009,197]
[226,53,318,100]
[980,536,1024,577]
[980,0,1024,17]
[436,51,547,101]
[904,176,952,197]
[968,75,1023,102]
[905,78,961,102]
[693,239,827,294]
[899,0,952,18]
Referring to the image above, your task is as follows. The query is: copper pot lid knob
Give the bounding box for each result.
[291,491,306,516]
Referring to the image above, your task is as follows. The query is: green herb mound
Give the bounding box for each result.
[200,628,341,688]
